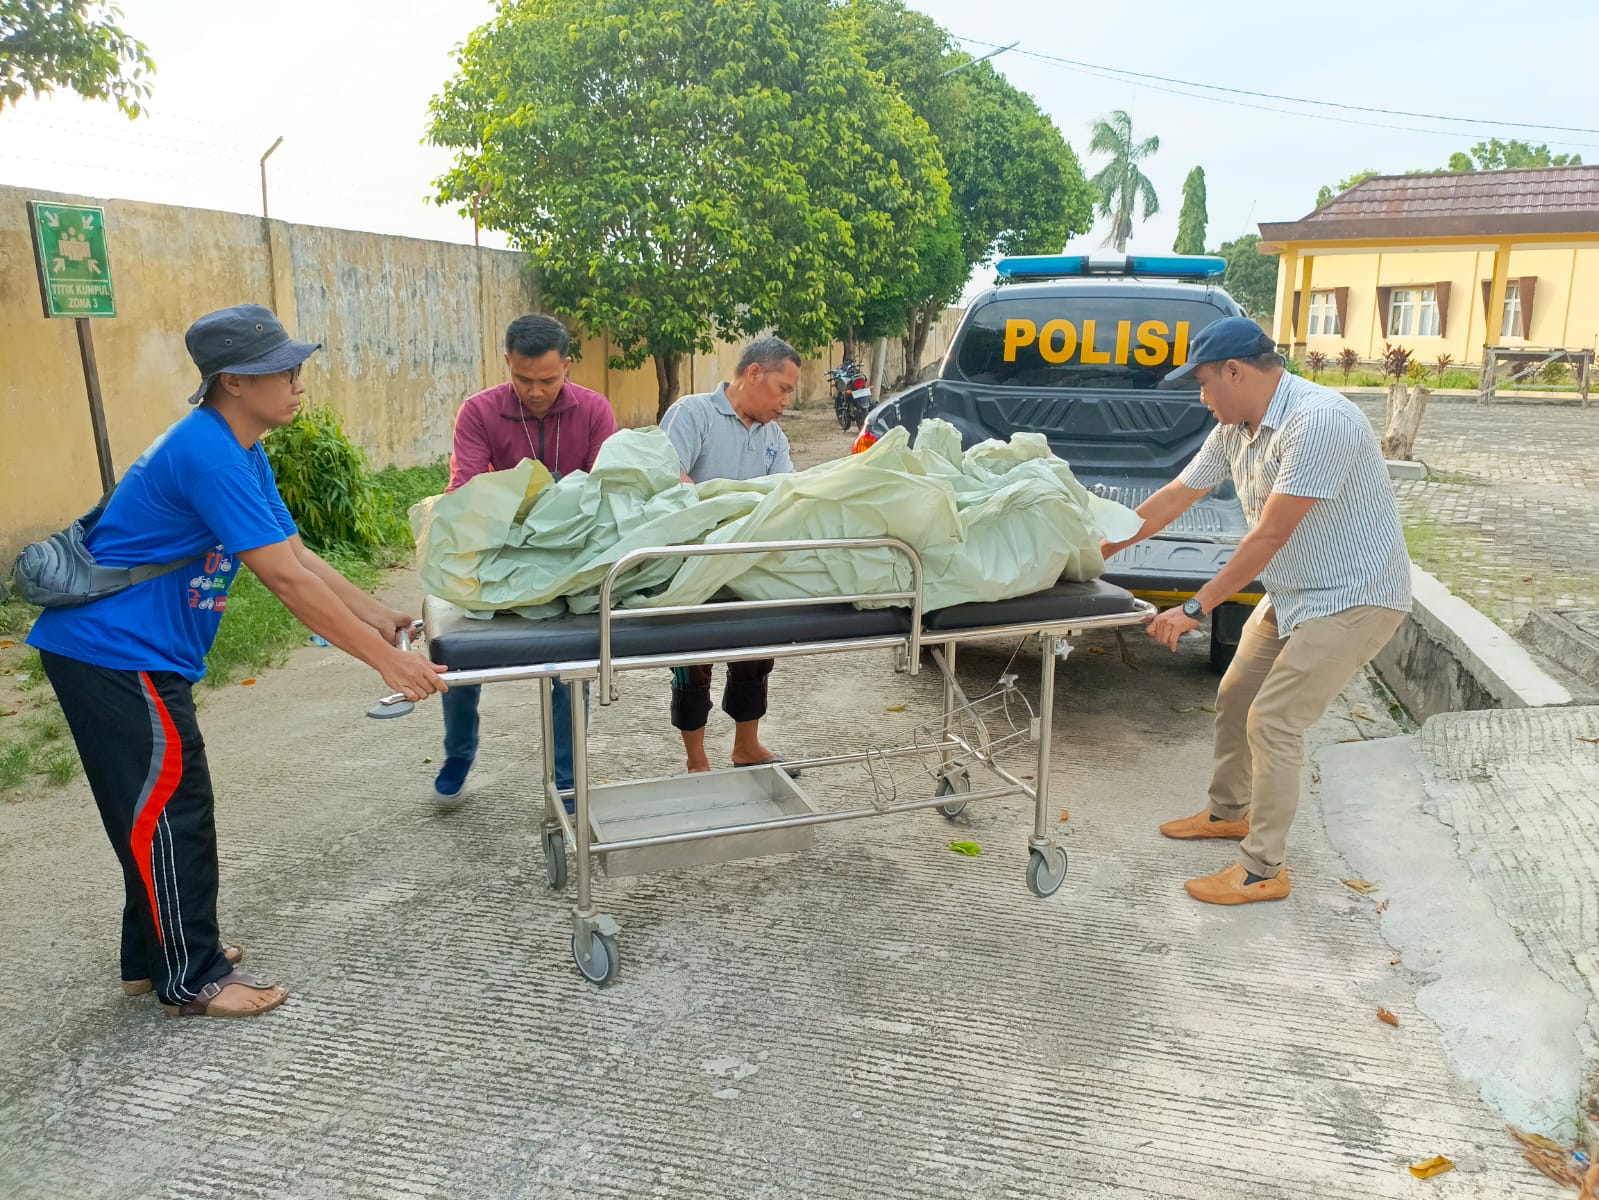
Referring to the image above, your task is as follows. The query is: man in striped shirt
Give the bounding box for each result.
[1101,318,1411,906]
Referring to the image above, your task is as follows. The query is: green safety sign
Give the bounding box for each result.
[29,202,116,318]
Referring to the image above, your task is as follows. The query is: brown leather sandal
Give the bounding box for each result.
[161,969,287,1018]
[123,944,244,996]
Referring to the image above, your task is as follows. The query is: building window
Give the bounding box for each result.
[1501,281,1523,339]
[1307,291,1340,336]
[1389,286,1440,337]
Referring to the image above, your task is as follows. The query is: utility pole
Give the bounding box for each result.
[260,136,284,219]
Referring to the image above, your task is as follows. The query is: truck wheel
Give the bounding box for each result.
[1209,613,1237,674]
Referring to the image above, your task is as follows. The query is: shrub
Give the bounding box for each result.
[1405,359,1428,385]
[264,404,397,552]
[1305,351,1328,381]
[1540,360,1571,385]
[1284,358,1305,377]
[1380,343,1413,382]
[1338,347,1360,385]
[1433,353,1454,382]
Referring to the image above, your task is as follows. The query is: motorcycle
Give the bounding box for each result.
[826,359,874,431]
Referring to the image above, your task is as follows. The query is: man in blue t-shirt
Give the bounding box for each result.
[28,304,446,1019]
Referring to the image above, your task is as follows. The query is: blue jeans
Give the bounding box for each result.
[441,680,585,792]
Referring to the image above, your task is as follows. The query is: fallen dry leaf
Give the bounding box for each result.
[0,710,16,718]
[883,704,907,713]
[1378,1007,1400,1027]
[1087,646,1106,654]
[1342,878,1378,894]
[0,640,14,649]
[1376,899,1390,914]
[1508,1126,1594,1189]
[1350,709,1376,722]
[240,679,257,687]
[1391,958,1403,966]
[1057,809,1070,824]
[1579,737,1599,745]
[1408,1155,1455,1179]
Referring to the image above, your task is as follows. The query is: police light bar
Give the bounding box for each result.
[996,254,1227,281]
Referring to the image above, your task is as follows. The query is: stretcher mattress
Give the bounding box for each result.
[426,579,1141,672]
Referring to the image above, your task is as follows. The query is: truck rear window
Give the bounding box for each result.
[955,295,1226,390]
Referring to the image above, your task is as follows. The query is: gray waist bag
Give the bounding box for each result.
[10,500,199,609]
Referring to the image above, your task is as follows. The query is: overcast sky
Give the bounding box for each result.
[3,0,1595,264]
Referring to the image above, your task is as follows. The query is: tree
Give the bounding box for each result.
[1214,233,1277,322]
[1450,138,1581,171]
[1087,110,1159,252]
[1,0,154,117]
[840,0,1092,380]
[1315,169,1378,208]
[428,0,945,418]
[1173,166,1207,254]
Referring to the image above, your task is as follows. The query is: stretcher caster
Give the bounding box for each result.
[542,829,567,890]
[572,930,619,986]
[935,772,970,819]
[1026,845,1068,897]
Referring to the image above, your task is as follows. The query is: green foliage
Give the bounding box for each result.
[0,0,154,117]
[1315,170,1378,209]
[1452,138,1581,171]
[1213,233,1276,320]
[264,404,394,553]
[1173,166,1207,255]
[371,460,449,536]
[1283,358,1304,378]
[428,0,948,414]
[1088,110,1158,252]
[1405,359,1428,384]
[843,0,1092,368]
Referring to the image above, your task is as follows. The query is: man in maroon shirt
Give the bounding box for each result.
[434,315,619,803]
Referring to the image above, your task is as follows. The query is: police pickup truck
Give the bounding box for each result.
[853,253,1259,670]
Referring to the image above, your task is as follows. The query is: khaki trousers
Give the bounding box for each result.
[1207,602,1406,878]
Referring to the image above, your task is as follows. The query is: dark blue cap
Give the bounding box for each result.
[184,304,321,404]
[1166,316,1276,381]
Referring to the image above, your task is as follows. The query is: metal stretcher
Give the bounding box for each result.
[374,538,1154,986]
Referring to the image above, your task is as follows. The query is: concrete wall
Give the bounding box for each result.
[0,184,960,560]
[1373,566,1573,723]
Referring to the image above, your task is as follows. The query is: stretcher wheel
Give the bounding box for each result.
[935,772,970,819]
[572,930,619,986]
[542,829,567,890]
[1026,845,1068,898]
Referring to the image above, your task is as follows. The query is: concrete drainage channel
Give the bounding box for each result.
[1323,560,1599,1139]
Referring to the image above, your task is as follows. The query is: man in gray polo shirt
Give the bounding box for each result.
[660,337,799,774]
[1101,318,1411,906]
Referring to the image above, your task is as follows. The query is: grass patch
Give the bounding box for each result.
[1426,467,1487,487]
[200,462,441,686]
[0,599,40,638]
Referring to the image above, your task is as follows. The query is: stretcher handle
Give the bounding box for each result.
[367,619,426,719]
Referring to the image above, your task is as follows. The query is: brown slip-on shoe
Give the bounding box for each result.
[160,969,287,1018]
[123,944,243,996]
[1184,863,1291,906]
[1159,810,1250,840]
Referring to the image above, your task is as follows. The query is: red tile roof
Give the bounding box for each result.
[1259,167,1599,244]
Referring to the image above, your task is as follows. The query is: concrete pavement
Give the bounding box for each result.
[0,579,1564,1199]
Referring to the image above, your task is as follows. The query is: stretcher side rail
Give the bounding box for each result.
[594,536,926,703]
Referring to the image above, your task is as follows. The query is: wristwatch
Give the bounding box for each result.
[1182,597,1204,620]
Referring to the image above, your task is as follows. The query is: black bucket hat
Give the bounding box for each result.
[185,304,321,405]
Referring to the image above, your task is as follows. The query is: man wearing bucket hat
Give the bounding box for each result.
[27,304,446,1018]
[1099,317,1411,906]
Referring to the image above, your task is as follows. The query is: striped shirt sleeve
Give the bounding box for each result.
[1274,409,1361,500]
[1178,426,1230,492]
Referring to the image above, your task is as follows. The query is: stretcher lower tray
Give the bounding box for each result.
[587,763,817,876]
[425,578,1141,671]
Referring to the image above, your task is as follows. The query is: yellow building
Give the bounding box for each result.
[1257,167,1599,370]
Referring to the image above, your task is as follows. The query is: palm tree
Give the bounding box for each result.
[1087,110,1160,252]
